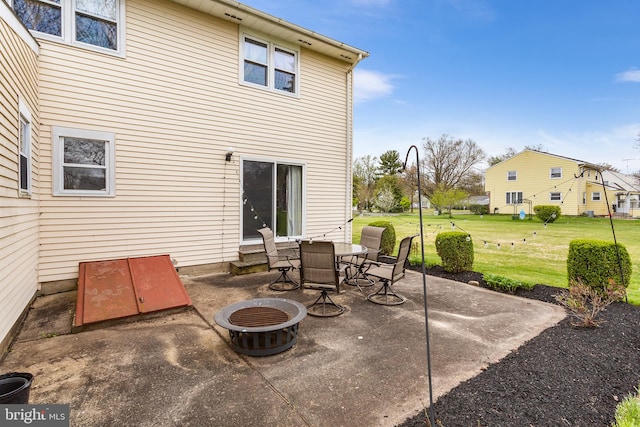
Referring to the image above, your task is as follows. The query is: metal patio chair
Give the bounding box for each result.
[258,227,300,291]
[365,234,417,305]
[299,240,346,317]
[344,225,385,292]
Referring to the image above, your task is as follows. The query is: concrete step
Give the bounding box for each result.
[239,248,267,264]
[230,260,268,275]
[231,242,299,276]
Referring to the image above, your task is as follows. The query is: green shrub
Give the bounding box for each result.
[483,274,534,293]
[614,386,640,427]
[469,204,489,215]
[533,205,561,223]
[435,231,474,273]
[567,239,632,289]
[367,220,396,255]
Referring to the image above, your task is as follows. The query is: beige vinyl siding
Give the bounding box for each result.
[0,8,40,351]
[36,0,352,282]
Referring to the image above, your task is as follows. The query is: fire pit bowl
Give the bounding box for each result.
[214,298,307,356]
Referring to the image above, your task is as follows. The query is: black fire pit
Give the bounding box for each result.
[214,298,307,356]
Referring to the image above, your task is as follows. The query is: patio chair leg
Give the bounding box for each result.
[366,281,406,306]
[344,265,375,294]
[306,291,346,317]
[269,268,299,291]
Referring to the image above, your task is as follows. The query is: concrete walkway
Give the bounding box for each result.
[0,270,565,426]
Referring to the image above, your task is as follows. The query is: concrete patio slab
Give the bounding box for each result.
[0,270,565,426]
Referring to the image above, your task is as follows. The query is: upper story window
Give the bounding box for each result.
[18,99,32,196]
[507,170,517,181]
[242,34,298,95]
[550,167,562,179]
[53,127,115,196]
[13,0,123,54]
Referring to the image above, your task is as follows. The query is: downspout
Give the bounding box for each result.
[345,53,363,241]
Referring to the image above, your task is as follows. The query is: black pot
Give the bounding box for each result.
[0,372,33,404]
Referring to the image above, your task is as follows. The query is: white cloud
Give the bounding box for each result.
[536,125,640,172]
[353,69,397,103]
[615,69,640,82]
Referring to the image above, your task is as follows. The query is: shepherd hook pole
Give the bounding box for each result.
[403,145,436,426]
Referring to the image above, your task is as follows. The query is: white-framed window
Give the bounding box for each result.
[241,33,299,95]
[507,170,517,181]
[582,192,586,204]
[18,98,32,196]
[506,191,523,205]
[550,192,562,201]
[592,192,601,201]
[550,167,562,179]
[12,0,124,55]
[52,127,115,196]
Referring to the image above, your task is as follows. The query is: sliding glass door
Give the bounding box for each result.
[242,159,303,242]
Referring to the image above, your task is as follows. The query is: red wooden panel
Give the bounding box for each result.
[128,255,192,313]
[77,259,139,326]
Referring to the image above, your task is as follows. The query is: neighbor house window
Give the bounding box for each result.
[18,99,32,196]
[13,0,123,53]
[592,192,601,201]
[242,159,304,242]
[507,171,517,181]
[52,127,115,196]
[550,167,562,178]
[550,192,561,201]
[242,34,298,95]
[506,191,523,204]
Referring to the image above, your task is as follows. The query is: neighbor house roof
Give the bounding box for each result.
[599,170,640,193]
[486,149,602,171]
[169,0,370,64]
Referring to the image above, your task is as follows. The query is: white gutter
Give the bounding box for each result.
[345,53,364,241]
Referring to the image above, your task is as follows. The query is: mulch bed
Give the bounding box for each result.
[398,265,640,427]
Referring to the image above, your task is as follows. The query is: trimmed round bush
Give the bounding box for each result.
[435,231,474,273]
[367,220,396,255]
[533,205,561,223]
[567,239,632,289]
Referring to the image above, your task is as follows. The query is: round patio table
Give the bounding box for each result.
[333,243,367,257]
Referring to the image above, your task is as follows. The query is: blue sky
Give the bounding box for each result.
[242,0,640,172]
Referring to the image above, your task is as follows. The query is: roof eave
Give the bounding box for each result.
[168,0,369,64]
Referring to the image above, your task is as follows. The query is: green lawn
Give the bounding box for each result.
[352,212,640,305]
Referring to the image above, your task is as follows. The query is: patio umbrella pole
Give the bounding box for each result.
[403,145,436,426]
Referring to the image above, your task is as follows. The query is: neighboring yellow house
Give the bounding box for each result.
[484,149,625,217]
[0,0,368,352]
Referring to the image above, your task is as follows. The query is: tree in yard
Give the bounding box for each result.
[353,155,378,211]
[429,185,469,218]
[378,150,403,176]
[458,170,485,196]
[487,147,518,167]
[399,196,411,212]
[400,163,417,213]
[374,175,403,213]
[421,134,486,195]
[375,185,397,213]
